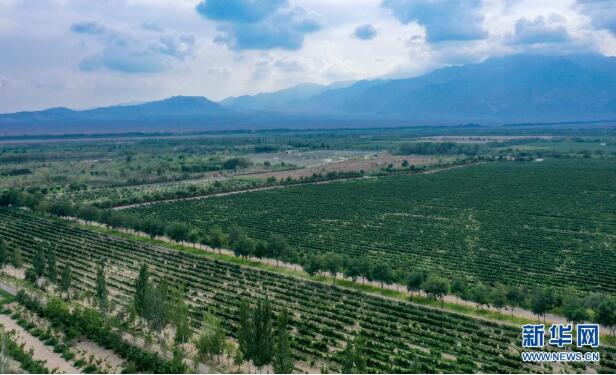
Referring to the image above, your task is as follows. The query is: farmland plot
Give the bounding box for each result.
[3,210,615,373]
[124,159,616,296]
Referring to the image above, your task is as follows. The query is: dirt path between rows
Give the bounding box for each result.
[112,161,483,210]
[0,314,81,374]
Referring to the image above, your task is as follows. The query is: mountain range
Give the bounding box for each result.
[2,53,616,135]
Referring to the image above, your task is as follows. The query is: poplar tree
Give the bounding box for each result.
[32,247,45,279]
[530,287,555,323]
[353,332,367,373]
[0,240,7,267]
[0,327,8,374]
[96,263,108,314]
[60,265,72,300]
[134,263,149,318]
[490,283,508,312]
[47,251,57,283]
[11,247,23,279]
[339,332,367,374]
[421,275,450,305]
[238,300,253,365]
[170,287,191,345]
[237,297,275,371]
[234,234,255,258]
[252,298,274,371]
[340,338,355,374]
[272,309,294,374]
[323,253,342,284]
[597,298,616,336]
[144,279,169,334]
[195,312,226,361]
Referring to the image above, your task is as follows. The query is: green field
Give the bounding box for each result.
[3,209,616,373]
[124,158,616,295]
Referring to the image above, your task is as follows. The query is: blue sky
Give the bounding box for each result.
[0,0,615,112]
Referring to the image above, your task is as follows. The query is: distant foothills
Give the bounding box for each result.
[2,53,616,135]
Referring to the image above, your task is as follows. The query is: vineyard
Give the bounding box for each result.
[3,209,615,373]
[52,177,267,208]
[124,158,616,296]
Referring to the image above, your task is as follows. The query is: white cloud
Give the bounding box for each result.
[577,0,616,35]
[382,0,488,42]
[71,22,197,74]
[509,15,571,44]
[0,0,614,112]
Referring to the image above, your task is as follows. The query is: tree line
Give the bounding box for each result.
[0,169,366,209]
[301,251,616,332]
[394,142,487,156]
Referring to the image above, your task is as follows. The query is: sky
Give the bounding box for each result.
[0,0,615,112]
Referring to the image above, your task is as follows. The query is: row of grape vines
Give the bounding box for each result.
[5,210,615,373]
[123,159,616,296]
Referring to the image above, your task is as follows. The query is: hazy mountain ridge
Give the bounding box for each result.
[2,54,616,135]
[1,96,226,120]
[224,54,616,121]
[220,81,355,111]
[298,54,616,121]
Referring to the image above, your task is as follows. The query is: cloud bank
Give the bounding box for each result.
[71,22,196,74]
[381,0,488,42]
[0,0,615,112]
[196,0,321,50]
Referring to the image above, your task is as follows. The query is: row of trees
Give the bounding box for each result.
[5,232,304,374]
[452,279,616,331]
[237,299,294,373]
[0,240,23,271]
[0,190,295,268]
[131,264,295,372]
[131,264,192,343]
[4,241,192,346]
[1,240,73,299]
[0,168,366,212]
[10,254,296,373]
[395,142,487,156]
[301,252,449,301]
[299,251,616,332]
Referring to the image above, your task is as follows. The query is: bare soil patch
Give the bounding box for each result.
[239,153,436,180]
